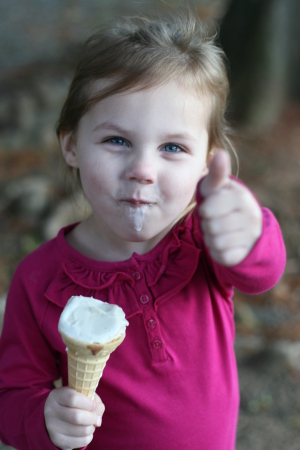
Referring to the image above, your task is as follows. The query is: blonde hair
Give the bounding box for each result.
[57,10,238,189]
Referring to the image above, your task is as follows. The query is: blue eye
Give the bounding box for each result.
[107,137,128,146]
[163,143,184,153]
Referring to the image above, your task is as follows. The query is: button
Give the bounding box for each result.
[132,271,141,281]
[152,339,162,349]
[139,294,149,305]
[147,319,157,329]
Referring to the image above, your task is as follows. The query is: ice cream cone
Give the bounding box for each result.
[60,331,125,398]
[58,296,128,398]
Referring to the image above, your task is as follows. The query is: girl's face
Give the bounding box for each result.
[61,80,210,255]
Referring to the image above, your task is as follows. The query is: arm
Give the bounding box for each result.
[0,267,57,449]
[197,151,286,293]
[0,262,103,450]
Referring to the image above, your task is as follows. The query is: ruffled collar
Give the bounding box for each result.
[44,213,203,316]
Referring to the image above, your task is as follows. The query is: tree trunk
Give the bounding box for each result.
[219,0,299,128]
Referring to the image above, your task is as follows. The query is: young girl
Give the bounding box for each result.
[0,11,285,450]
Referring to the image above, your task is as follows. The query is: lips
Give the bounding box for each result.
[122,200,152,205]
[119,197,155,205]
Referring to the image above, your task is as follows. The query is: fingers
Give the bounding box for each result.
[201,211,246,235]
[203,230,251,253]
[209,246,252,267]
[199,182,252,219]
[58,387,95,411]
[57,423,95,438]
[44,387,105,450]
[57,401,98,427]
[56,388,100,426]
[93,393,105,427]
[57,388,104,425]
[200,150,231,197]
[49,432,94,450]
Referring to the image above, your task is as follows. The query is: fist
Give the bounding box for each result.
[198,150,262,266]
[44,387,105,450]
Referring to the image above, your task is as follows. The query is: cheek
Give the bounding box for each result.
[79,164,106,198]
[162,171,199,204]
[79,155,106,182]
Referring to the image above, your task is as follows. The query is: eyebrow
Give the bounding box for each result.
[92,121,130,135]
[162,132,198,141]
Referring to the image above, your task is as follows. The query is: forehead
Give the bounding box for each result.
[88,78,212,122]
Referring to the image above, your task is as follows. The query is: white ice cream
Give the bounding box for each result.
[127,205,148,232]
[58,296,129,344]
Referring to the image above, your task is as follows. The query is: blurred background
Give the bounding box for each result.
[0,1,299,449]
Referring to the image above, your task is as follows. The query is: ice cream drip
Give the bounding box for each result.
[127,205,148,232]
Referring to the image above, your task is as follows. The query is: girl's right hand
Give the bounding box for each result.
[44,387,104,450]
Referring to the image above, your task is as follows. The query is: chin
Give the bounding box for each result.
[126,231,153,242]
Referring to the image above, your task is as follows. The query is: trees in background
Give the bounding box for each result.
[219,0,300,128]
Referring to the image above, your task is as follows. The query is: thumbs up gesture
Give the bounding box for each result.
[198,150,262,266]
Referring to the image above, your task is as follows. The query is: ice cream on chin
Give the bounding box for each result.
[58,296,129,398]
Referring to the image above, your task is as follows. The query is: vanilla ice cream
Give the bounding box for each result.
[58,295,129,345]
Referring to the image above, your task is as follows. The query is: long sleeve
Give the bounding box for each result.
[0,263,59,450]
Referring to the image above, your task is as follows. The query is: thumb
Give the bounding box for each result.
[200,150,231,197]
[93,393,105,416]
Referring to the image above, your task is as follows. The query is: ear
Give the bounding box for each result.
[206,147,218,169]
[201,148,217,177]
[60,130,79,168]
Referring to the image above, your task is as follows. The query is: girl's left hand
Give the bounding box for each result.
[198,150,263,266]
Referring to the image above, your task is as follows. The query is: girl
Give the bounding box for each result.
[0,11,285,450]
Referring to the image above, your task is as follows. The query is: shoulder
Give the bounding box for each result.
[3,234,60,326]
[11,226,71,294]
[16,234,60,278]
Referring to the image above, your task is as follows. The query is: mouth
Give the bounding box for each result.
[120,198,155,206]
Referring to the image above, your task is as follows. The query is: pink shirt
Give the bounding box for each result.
[0,205,285,450]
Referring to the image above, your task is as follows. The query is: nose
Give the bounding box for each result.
[125,153,157,185]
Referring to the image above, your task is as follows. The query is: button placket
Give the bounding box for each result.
[131,266,167,363]
[144,312,167,362]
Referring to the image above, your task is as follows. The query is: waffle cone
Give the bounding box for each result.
[60,331,125,399]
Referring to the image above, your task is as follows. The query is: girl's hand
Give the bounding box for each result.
[44,387,105,450]
[199,150,262,266]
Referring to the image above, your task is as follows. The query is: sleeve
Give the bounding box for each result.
[0,263,60,450]
[196,176,286,294]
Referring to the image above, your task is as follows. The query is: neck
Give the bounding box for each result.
[66,215,170,262]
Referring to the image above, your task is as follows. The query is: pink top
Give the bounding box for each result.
[0,203,285,449]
